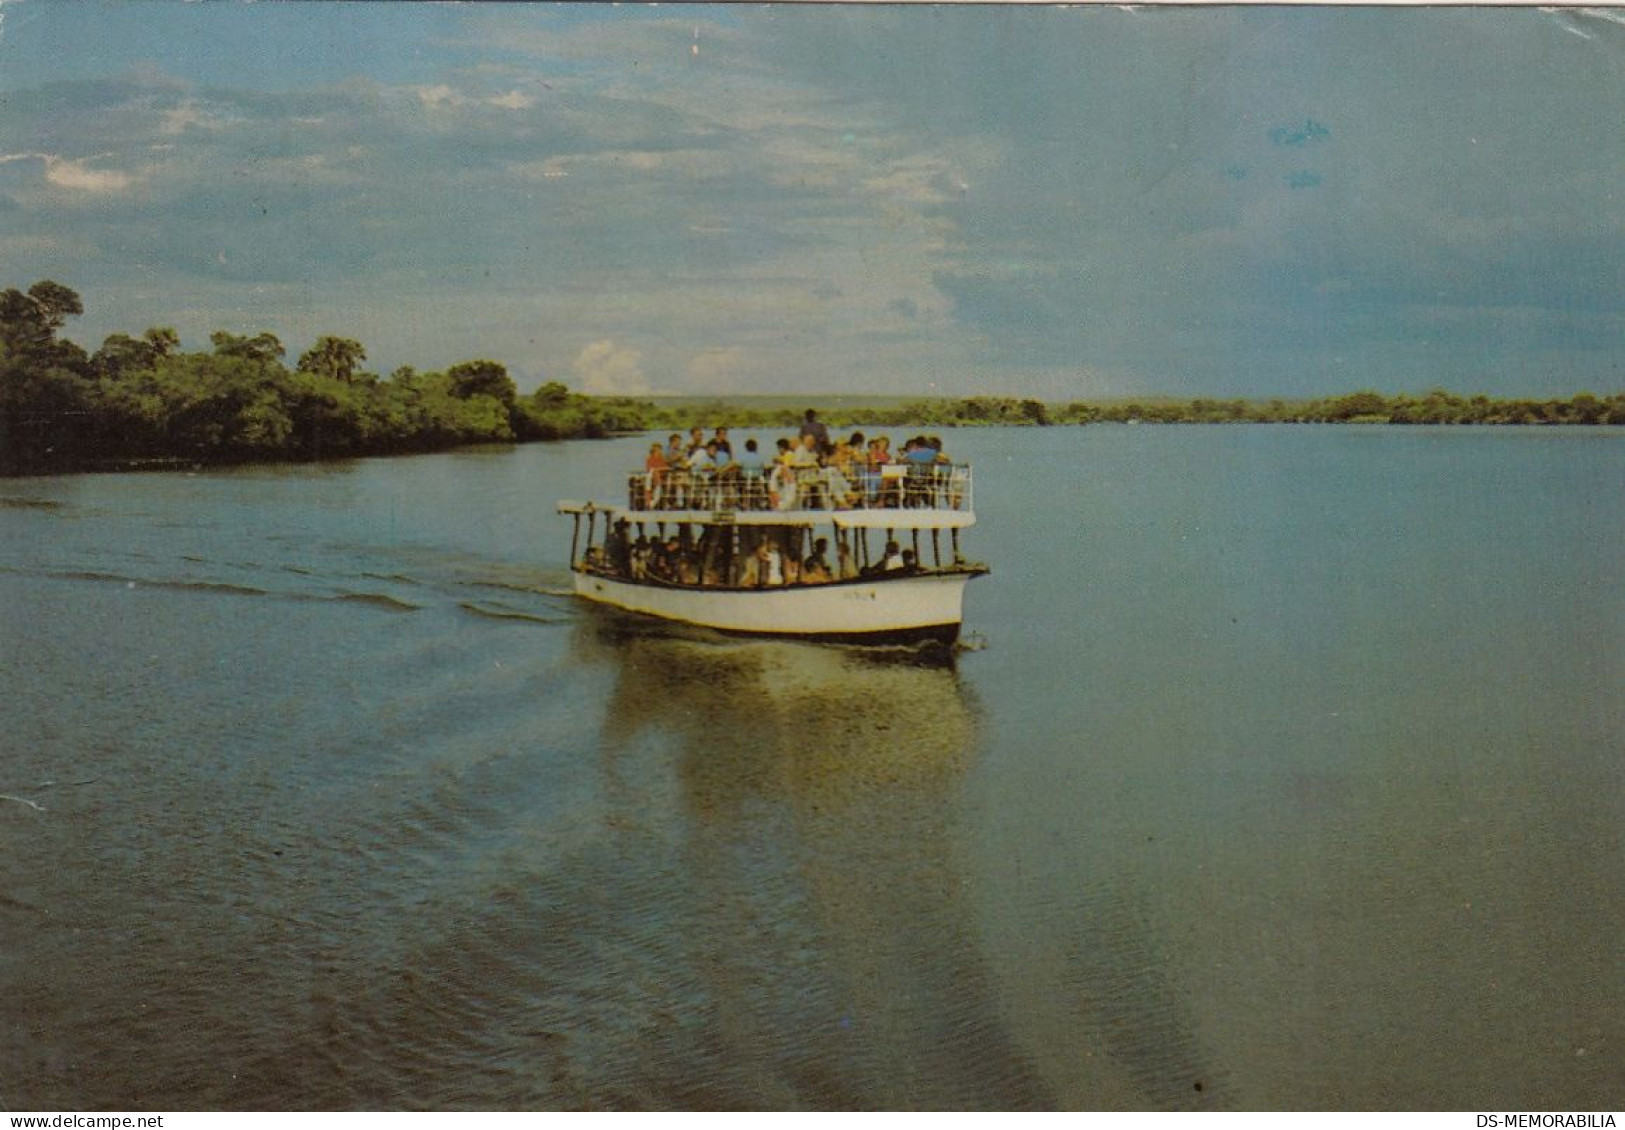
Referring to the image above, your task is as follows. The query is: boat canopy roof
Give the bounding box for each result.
[557,501,976,530]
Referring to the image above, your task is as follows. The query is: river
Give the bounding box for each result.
[1,425,1620,1110]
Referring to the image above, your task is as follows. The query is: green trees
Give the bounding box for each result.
[446,359,516,405]
[2,279,1621,477]
[0,281,96,472]
[210,330,286,364]
[0,281,677,473]
[296,336,369,384]
[93,327,179,379]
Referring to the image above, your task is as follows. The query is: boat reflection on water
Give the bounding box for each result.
[568,611,1053,1109]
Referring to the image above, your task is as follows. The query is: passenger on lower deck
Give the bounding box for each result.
[802,537,833,584]
[836,539,859,580]
[745,538,784,587]
[861,539,905,576]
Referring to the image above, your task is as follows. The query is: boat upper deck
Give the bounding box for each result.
[559,462,976,529]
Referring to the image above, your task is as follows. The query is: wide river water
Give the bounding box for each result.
[1,425,1620,1110]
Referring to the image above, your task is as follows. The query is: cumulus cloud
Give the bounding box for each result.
[415,84,460,109]
[415,83,537,112]
[0,152,136,193]
[685,346,754,391]
[571,340,651,396]
[487,90,537,111]
[3,6,1617,398]
[160,101,232,135]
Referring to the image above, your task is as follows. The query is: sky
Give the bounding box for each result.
[1,2,1622,400]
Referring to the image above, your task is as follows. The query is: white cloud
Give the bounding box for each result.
[49,156,135,194]
[512,148,731,183]
[571,340,651,396]
[0,151,136,193]
[415,83,537,112]
[487,89,537,111]
[415,84,460,109]
[685,346,754,391]
[160,101,232,135]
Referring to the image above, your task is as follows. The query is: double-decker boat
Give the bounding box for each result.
[558,455,988,646]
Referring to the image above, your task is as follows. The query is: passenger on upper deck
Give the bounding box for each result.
[643,442,668,508]
[738,438,769,508]
[902,436,937,464]
[902,436,944,507]
[769,439,799,510]
[787,433,824,508]
[787,433,821,467]
[688,439,717,474]
[798,409,830,451]
[711,427,734,460]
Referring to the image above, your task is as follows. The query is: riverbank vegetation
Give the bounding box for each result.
[2,281,1620,474]
[0,281,654,474]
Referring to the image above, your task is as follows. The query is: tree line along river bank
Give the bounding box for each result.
[2,280,1620,476]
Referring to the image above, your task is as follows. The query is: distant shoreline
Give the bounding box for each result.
[6,393,1621,480]
[3,280,1620,477]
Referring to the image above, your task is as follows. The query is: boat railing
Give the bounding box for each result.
[626,462,973,513]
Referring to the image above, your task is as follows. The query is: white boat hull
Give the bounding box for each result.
[572,569,979,645]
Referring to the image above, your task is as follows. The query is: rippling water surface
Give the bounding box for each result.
[1,428,1620,1110]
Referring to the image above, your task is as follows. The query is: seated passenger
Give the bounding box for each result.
[709,439,741,508]
[750,539,784,587]
[688,440,717,474]
[902,437,938,506]
[769,452,800,511]
[630,535,651,580]
[787,433,820,467]
[802,538,833,584]
[607,518,632,575]
[785,434,824,507]
[674,541,700,585]
[900,548,919,574]
[834,466,862,509]
[835,540,858,580]
[688,441,724,508]
[868,436,901,507]
[882,539,905,572]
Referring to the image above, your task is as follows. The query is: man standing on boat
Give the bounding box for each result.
[798,409,830,452]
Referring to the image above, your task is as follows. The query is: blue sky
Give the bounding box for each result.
[2,3,1621,399]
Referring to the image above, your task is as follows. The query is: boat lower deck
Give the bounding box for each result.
[572,565,985,644]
